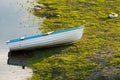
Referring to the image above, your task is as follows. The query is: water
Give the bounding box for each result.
[0,0,41,80]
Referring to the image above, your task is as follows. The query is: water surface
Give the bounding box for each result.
[0,0,40,79]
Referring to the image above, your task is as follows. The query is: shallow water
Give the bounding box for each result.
[0,0,40,80]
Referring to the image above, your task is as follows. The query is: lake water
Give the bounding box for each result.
[0,0,41,80]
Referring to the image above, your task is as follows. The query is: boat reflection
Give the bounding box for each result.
[7,44,71,69]
[7,50,34,69]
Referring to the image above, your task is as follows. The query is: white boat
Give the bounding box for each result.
[6,26,84,51]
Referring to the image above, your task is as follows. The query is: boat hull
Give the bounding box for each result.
[7,26,84,51]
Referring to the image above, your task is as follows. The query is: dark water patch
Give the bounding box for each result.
[7,44,72,66]
[7,50,34,67]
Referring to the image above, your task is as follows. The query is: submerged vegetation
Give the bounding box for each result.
[29,0,120,80]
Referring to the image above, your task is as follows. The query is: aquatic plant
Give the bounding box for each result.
[29,0,120,80]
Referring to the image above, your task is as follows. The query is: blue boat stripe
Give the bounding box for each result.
[6,26,84,43]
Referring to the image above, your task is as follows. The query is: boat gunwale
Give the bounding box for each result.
[6,26,84,44]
